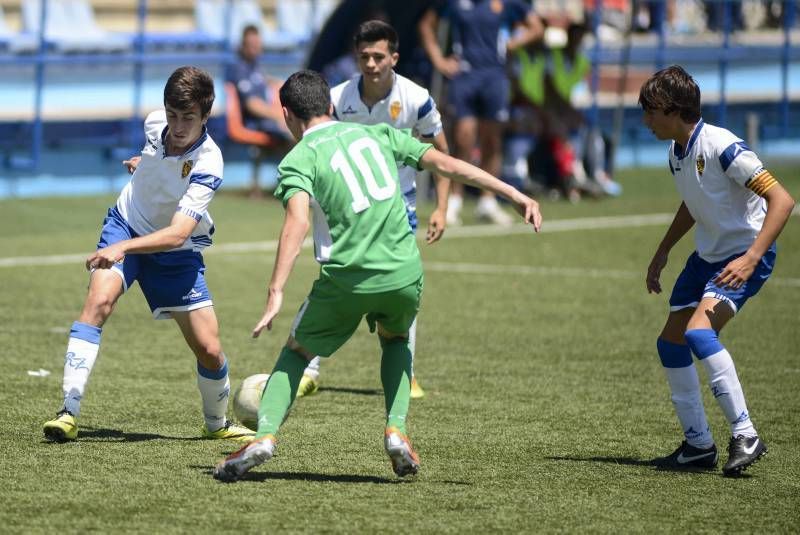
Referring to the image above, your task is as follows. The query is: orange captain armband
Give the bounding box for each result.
[746,170,779,197]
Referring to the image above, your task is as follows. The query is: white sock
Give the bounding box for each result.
[700,350,757,438]
[408,317,417,378]
[664,365,714,448]
[304,356,321,380]
[477,195,499,212]
[61,322,102,416]
[196,358,230,431]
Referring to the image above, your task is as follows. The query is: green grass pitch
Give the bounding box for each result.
[1,166,798,532]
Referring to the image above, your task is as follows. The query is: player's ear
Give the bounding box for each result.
[391,52,399,66]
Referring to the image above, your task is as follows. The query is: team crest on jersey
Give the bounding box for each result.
[181,160,194,179]
[390,100,402,120]
[696,155,705,175]
[490,0,503,14]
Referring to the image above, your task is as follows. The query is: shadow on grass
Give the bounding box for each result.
[41,426,203,443]
[318,386,383,396]
[547,455,725,476]
[192,466,472,485]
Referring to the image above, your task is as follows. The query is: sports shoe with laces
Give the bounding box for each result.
[295,373,320,398]
[722,435,767,477]
[653,441,718,470]
[409,376,425,399]
[475,197,513,226]
[384,426,420,477]
[213,435,276,482]
[201,420,256,442]
[43,410,78,442]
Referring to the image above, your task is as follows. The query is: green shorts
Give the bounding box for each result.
[290,276,423,357]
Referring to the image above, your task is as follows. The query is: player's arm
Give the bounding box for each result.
[422,131,451,244]
[646,202,695,294]
[419,148,541,231]
[506,10,544,53]
[252,191,311,337]
[714,173,795,289]
[417,8,459,78]
[86,212,198,270]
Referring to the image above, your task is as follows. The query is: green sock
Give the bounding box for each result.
[256,346,308,438]
[380,336,412,434]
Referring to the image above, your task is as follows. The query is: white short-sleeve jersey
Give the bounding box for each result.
[668,119,766,262]
[330,72,442,197]
[116,110,223,252]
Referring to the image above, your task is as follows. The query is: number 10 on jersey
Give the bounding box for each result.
[330,137,397,213]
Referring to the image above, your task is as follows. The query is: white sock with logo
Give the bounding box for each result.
[664,365,714,448]
[700,349,757,438]
[304,356,321,380]
[196,358,230,432]
[61,322,102,416]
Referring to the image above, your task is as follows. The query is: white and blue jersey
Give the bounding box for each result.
[668,119,767,263]
[667,119,778,313]
[331,72,443,230]
[117,110,223,252]
[100,110,224,319]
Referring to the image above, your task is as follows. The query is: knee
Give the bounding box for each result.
[194,340,223,366]
[684,328,723,360]
[83,291,116,321]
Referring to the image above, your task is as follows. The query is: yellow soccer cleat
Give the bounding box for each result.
[213,435,276,482]
[410,376,425,399]
[384,426,420,477]
[295,373,320,398]
[43,410,78,442]
[201,420,256,443]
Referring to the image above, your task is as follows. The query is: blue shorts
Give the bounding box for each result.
[448,69,510,121]
[669,243,776,314]
[97,207,213,320]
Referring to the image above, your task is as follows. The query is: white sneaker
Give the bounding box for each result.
[213,435,276,482]
[384,427,420,477]
[446,194,463,226]
[475,196,513,226]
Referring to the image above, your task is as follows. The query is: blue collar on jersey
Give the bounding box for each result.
[357,73,396,112]
[160,124,208,158]
[673,118,704,160]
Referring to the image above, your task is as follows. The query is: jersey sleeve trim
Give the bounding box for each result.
[719,140,752,172]
[179,207,203,221]
[189,173,223,191]
[746,170,778,196]
[417,97,434,120]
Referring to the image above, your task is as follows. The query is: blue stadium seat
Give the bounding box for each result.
[22,0,131,53]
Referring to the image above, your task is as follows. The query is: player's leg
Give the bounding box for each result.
[297,355,322,398]
[474,73,513,225]
[44,209,134,442]
[408,317,425,399]
[43,269,125,442]
[370,278,422,476]
[449,116,477,225]
[685,245,775,476]
[653,252,716,468]
[214,281,362,481]
[173,306,253,442]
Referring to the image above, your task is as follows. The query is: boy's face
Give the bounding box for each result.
[642,107,679,141]
[356,40,398,88]
[165,103,207,154]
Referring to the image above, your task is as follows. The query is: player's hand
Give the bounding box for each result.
[86,244,125,271]
[426,209,446,244]
[436,56,461,79]
[123,156,141,174]
[252,290,283,338]
[646,250,668,294]
[511,194,542,232]
[714,251,759,290]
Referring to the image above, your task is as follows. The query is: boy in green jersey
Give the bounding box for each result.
[213,70,542,482]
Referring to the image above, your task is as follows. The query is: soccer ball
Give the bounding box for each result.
[233,373,269,431]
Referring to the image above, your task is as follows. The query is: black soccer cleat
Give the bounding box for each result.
[654,441,718,470]
[722,435,767,477]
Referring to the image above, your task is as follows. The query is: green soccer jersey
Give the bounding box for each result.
[274,120,430,293]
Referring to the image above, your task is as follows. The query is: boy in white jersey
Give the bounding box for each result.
[297,20,452,400]
[640,65,795,476]
[42,67,254,444]
[212,70,541,482]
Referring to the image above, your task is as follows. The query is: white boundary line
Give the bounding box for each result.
[2,211,799,288]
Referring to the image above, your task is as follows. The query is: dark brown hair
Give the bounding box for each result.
[639,65,701,122]
[279,70,331,121]
[163,66,215,117]
[354,19,399,53]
